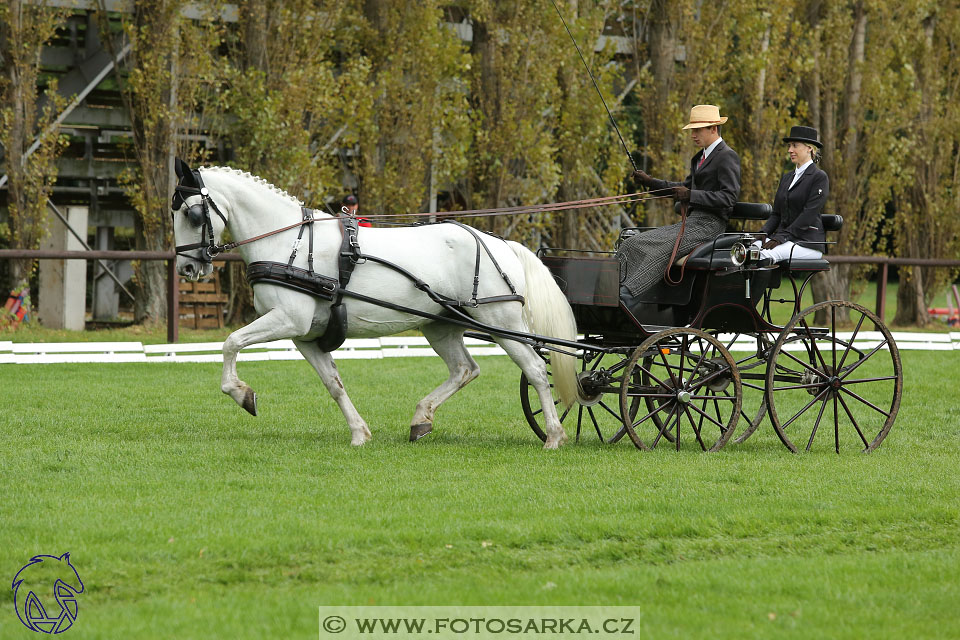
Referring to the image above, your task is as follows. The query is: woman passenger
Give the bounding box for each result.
[755,125,829,264]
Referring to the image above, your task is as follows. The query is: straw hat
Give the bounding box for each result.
[681,104,729,130]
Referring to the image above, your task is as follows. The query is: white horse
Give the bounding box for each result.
[171,162,580,448]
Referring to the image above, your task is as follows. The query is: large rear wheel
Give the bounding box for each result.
[765,301,902,453]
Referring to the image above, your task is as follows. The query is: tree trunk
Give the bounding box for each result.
[893,266,930,327]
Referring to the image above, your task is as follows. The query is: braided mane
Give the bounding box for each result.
[200,166,304,207]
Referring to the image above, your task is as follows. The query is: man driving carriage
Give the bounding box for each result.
[618,104,741,313]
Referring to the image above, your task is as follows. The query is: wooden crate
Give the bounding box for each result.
[179,268,228,329]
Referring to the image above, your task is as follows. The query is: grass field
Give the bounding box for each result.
[1,350,958,638]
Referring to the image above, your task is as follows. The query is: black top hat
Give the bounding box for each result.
[783,125,822,148]
[342,194,358,206]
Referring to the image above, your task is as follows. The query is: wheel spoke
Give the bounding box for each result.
[836,312,867,373]
[597,399,622,421]
[636,360,673,391]
[587,405,604,441]
[689,394,737,402]
[839,339,890,380]
[777,347,826,379]
[836,391,871,448]
[682,406,708,451]
[805,390,832,452]
[631,398,674,430]
[843,375,899,384]
[833,392,840,454]
[798,318,830,372]
[650,403,678,448]
[831,306,837,373]
[780,387,830,431]
[684,400,728,431]
[839,386,892,418]
[772,382,825,392]
[575,404,584,442]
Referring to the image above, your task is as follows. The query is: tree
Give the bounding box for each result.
[100,0,221,324]
[0,0,68,291]
[886,2,960,325]
[357,1,470,218]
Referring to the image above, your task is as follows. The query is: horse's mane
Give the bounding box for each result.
[199,166,304,207]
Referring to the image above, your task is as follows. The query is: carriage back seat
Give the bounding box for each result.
[674,202,842,272]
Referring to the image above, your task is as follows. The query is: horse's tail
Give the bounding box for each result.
[508,241,580,408]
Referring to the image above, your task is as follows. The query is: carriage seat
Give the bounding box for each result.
[680,213,843,272]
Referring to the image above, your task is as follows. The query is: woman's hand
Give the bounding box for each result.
[762,238,781,250]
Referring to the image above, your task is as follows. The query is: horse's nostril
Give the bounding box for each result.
[183,263,195,275]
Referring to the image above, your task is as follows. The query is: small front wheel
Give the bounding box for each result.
[619,328,742,451]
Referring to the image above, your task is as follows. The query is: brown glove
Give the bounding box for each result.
[762,238,781,250]
[633,169,658,189]
[673,186,691,203]
[753,233,767,243]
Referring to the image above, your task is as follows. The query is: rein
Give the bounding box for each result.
[664,201,689,286]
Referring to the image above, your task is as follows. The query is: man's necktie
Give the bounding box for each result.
[697,154,705,170]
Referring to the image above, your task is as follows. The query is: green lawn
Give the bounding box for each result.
[0,352,957,638]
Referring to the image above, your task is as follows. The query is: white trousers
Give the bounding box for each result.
[751,240,822,262]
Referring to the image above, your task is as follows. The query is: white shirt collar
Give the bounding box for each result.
[794,159,813,175]
[701,137,723,160]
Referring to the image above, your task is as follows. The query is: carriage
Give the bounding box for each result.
[515,202,903,453]
[171,163,902,453]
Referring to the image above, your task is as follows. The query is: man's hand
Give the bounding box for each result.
[633,169,658,189]
[762,238,781,250]
[673,186,691,203]
[753,233,767,243]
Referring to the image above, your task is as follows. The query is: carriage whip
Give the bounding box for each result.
[550,0,637,172]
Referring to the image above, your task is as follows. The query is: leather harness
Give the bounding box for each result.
[244,208,524,352]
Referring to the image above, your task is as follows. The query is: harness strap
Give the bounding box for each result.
[444,221,519,299]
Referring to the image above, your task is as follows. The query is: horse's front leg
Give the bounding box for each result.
[294,339,372,446]
[221,308,306,415]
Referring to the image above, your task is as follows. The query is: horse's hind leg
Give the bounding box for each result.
[222,308,305,415]
[494,339,568,449]
[410,324,481,441]
[294,339,372,446]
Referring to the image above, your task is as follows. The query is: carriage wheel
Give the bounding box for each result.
[765,301,902,453]
[520,350,640,443]
[619,328,742,451]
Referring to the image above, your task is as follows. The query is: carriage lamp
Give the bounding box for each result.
[729,241,761,267]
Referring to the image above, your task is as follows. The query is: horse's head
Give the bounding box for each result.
[171,158,229,280]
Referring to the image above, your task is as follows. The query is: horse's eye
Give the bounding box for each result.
[186,204,205,226]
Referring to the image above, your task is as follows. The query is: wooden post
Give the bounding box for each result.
[167,258,179,343]
[875,262,888,323]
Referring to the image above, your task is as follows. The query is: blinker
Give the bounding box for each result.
[186,203,205,227]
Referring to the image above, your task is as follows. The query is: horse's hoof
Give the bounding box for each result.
[242,390,258,416]
[409,423,432,442]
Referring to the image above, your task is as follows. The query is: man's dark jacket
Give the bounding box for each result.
[761,164,830,248]
[648,140,741,222]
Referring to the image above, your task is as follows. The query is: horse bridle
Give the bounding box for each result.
[172,170,229,263]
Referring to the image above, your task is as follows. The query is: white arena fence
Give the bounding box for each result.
[0,332,958,364]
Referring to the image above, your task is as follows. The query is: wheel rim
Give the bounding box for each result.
[765,301,903,453]
[619,328,742,452]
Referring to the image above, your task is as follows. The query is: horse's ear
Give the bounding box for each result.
[177,158,198,187]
